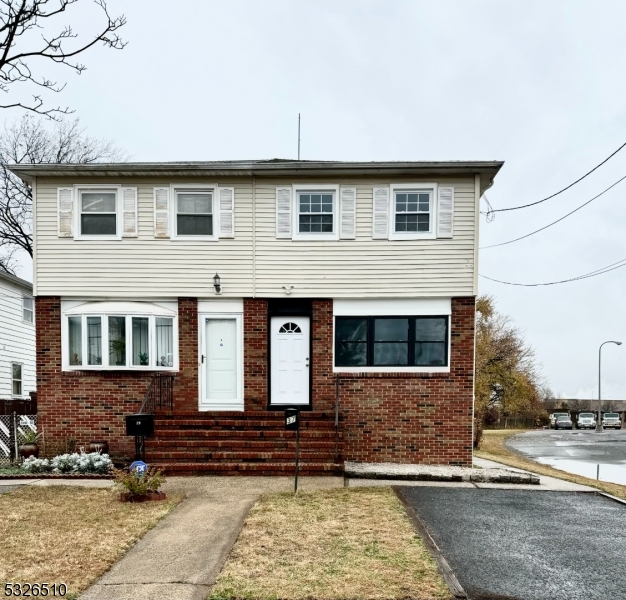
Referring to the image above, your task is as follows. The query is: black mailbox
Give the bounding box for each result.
[125,414,154,437]
[285,407,300,430]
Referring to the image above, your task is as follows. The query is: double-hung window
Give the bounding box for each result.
[388,183,438,240]
[79,189,118,236]
[11,363,22,396]
[63,303,177,370]
[335,316,449,368]
[22,296,33,323]
[292,184,339,240]
[175,188,214,237]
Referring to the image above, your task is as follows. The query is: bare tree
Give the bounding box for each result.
[0,114,124,271]
[0,0,126,119]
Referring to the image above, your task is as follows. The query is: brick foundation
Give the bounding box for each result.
[36,296,474,466]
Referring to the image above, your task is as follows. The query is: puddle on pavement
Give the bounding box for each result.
[536,457,626,485]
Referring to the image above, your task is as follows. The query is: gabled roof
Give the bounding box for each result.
[0,270,32,292]
[8,159,504,196]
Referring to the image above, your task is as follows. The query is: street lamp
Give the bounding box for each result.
[596,340,622,433]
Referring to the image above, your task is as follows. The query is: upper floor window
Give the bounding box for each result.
[62,302,178,371]
[22,296,33,323]
[335,316,449,368]
[175,189,214,236]
[297,191,334,234]
[394,190,432,233]
[80,189,118,236]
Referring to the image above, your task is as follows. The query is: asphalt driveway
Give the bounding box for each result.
[400,487,626,600]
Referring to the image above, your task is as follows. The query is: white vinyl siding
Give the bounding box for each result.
[35,176,477,298]
[0,278,35,400]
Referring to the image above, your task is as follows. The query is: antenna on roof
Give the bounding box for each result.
[298,113,301,161]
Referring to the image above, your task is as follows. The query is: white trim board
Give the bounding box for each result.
[333,298,451,316]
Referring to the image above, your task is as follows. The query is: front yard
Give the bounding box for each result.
[0,485,183,598]
[210,487,451,600]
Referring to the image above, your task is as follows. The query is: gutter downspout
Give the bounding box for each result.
[252,174,256,298]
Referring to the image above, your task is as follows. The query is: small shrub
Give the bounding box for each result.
[113,467,165,496]
[50,452,112,474]
[22,456,51,473]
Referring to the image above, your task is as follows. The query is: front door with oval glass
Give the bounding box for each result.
[200,315,243,411]
[270,316,310,405]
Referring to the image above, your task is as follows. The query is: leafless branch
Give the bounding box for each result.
[0,113,125,265]
[0,0,126,118]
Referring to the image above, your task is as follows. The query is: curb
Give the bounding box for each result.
[394,486,467,599]
[0,473,113,480]
[597,491,626,506]
[346,470,540,485]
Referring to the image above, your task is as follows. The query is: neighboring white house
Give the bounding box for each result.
[0,271,35,401]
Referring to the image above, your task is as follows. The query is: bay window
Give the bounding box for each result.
[62,303,177,370]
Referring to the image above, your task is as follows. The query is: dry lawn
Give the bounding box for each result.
[476,429,626,501]
[0,486,183,598]
[210,487,451,600]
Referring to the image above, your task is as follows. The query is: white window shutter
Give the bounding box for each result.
[218,187,235,238]
[372,187,389,239]
[121,187,138,238]
[153,187,170,238]
[437,187,454,238]
[276,187,292,238]
[339,187,356,240]
[57,187,73,238]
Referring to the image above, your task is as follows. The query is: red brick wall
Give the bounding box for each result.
[338,297,475,466]
[35,297,198,458]
[243,298,268,410]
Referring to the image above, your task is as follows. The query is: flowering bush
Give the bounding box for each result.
[22,452,112,474]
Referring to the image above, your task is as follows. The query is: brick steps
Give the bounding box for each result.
[147,439,338,450]
[147,450,338,462]
[153,461,343,476]
[148,410,343,475]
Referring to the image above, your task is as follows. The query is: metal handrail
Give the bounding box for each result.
[139,373,174,414]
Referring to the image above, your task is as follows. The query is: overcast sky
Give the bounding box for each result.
[9,0,626,400]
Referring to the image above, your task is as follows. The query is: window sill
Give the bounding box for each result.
[388,232,437,241]
[292,233,339,241]
[333,366,450,374]
[171,236,219,242]
[62,366,178,372]
[74,235,122,241]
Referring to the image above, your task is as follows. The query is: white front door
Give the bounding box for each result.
[270,316,310,405]
[200,315,242,410]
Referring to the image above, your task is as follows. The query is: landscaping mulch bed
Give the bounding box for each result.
[0,472,113,479]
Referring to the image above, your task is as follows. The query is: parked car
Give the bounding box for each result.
[554,414,573,430]
[550,412,569,429]
[577,412,597,429]
[602,413,622,430]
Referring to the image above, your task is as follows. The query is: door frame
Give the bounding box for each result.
[198,312,244,412]
[267,299,313,411]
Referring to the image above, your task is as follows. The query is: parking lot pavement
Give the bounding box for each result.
[400,487,626,600]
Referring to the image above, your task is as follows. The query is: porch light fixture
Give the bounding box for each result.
[213,273,222,295]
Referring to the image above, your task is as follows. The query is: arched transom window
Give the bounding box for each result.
[279,322,302,334]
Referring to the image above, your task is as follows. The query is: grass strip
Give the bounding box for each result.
[0,485,183,598]
[476,429,626,501]
[210,486,451,600]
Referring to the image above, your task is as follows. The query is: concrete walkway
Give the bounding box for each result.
[79,476,344,600]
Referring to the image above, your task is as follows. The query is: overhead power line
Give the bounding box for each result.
[481,173,626,249]
[487,141,626,214]
[480,257,626,286]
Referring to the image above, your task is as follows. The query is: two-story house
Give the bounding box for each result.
[0,271,36,406]
[10,160,502,473]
